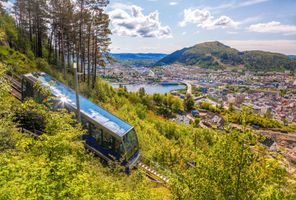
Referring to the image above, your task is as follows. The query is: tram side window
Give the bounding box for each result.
[81,117,89,130]
[102,133,114,150]
[115,140,125,156]
[90,124,103,145]
[89,124,118,154]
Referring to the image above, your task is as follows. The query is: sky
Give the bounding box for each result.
[2,0,296,55]
[107,0,296,55]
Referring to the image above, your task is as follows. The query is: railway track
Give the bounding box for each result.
[137,160,170,184]
[5,74,22,100]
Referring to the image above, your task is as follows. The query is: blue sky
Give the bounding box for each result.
[107,0,296,54]
[2,0,295,54]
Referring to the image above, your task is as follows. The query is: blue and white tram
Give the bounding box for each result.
[21,72,140,169]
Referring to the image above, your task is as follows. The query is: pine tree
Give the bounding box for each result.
[13,0,111,84]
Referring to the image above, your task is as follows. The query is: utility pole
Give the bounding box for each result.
[73,62,81,122]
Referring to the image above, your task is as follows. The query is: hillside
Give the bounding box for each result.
[111,53,167,67]
[156,41,296,71]
[111,53,167,60]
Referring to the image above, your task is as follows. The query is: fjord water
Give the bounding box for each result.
[110,83,186,94]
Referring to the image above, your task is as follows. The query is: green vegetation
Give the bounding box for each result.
[193,118,200,127]
[114,59,157,68]
[156,41,296,72]
[184,95,195,111]
[0,62,169,200]
[0,9,19,49]
[199,101,223,114]
[0,5,295,200]
[0,45,38,73]
[227,106,284,129]
[197,101,296,131]
[172,130,290,199]
[243,50,296,71]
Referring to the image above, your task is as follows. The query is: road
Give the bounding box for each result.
[182,81,192,96]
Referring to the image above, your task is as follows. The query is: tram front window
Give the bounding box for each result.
[123,129,139,160]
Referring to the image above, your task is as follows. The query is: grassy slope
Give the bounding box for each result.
[0,45,38,73]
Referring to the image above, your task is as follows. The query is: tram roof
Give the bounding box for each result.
[23,72,133,137]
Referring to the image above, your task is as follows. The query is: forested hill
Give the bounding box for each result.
[111,53,167,67]
[111,53,167,60]
[156,41,296,71]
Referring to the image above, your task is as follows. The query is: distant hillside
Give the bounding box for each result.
[156,41,296,71]
[111,53,167,67]
[111,53,167,60]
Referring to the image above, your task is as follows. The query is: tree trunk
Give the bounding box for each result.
[61,29,66,79]
[79,0,84,75]
[48,28,54,62]
[87,24,91,87]
[92,37,97,89]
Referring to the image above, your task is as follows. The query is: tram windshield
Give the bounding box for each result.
[123,129,139,160]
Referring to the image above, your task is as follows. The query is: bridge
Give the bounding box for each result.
[182,81,192,96]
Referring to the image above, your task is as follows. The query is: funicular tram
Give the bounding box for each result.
[21,72,140,169]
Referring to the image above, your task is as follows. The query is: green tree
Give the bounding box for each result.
[184,95,195,111]
[194,118,200,128]
[138,87,146,97]
[229,103,235,112]
[0,62,16,151]
[172,130,288,200]
[264,108,273,119]
[280,89,287,97]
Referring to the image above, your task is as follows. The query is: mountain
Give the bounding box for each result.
[111,53,167,60]
[111,53,167,67]
[156,41,296,71]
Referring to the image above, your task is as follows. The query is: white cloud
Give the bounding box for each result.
[1,1,14,12]
[227,31,238,35]
[240,16,263,25]
[179,8,239,29]
[109,5,172,39]
[248,21,296,35]
[208,0,269,12]
[110,2,131,10]
[221,40,296,55]
[169,2,178,6]
[179,9,212,27]
[238,0,269,7]
[211,16,238,28]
